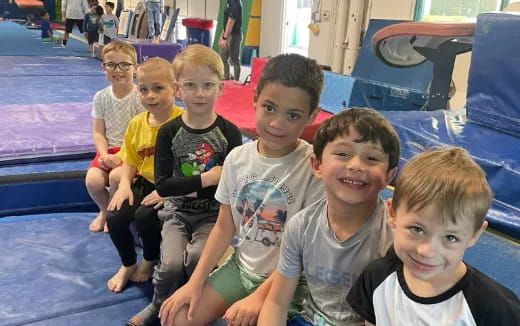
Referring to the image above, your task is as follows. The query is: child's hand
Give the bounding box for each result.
[223,292,264,326]
[141,190,165,209]
[159,282,203,325]
[104,154,121,169]
[97,155,108,169]
[108,186,133,210]
[202,165,223,187]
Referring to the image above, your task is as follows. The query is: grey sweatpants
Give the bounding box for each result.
[151,207,217,308]
[221,33,242,81]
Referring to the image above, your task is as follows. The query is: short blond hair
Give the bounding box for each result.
[102,41,137,64]
[393,147,492,231]
[137,57,175,84]
[172,44,224,81]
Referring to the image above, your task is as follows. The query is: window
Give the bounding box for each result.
[415,0,517,21]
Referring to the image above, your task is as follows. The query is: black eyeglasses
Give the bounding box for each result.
[102,62,134,71]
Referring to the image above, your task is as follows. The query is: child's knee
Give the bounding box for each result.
[159,251,185,274]
[108,170,121,187]
[185,248,203,271]
[133,206,158,229]
[106,208,130,227]
[172,307,199,326]
[85,169,108,189]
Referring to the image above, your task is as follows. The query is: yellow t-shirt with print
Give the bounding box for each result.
[117,106,183,183]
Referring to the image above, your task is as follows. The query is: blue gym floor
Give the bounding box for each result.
[0,19,518,326]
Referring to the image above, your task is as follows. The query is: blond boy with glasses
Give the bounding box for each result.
[127,44,242,326]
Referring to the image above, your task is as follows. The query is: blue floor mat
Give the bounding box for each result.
[0,211,518,326]
[0,75,108,105]
[0,56,104,77]
[0,21,90,57]
[0,213,154,326]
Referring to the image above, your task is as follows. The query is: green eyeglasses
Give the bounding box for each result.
[103,62,134,71]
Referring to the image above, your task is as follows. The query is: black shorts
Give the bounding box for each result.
[65,19,84,33]
[87,31,98,45]
[103,35,112,45]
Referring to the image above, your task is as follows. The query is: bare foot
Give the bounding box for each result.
[89,212,106,232]
[107,265,137,292]
[130,259,156,282]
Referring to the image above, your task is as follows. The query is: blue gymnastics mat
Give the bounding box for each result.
[0,55,108,164]
[0,56,108,105]
[0,211,517,326]
[0,213,154,326]
[0,55,104,77]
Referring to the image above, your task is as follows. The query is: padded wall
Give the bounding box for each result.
[466,13,520,138]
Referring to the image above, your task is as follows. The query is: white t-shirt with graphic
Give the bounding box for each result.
[215,140,325,275]
[91,85,145,148]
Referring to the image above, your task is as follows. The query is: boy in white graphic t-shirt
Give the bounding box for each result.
[159,53,326,326]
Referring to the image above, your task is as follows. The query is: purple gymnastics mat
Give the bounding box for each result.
[0,102,94,163]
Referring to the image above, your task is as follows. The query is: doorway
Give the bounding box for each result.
[282,0,312,56]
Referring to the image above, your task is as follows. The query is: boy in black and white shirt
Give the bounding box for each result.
[347,147,520,325]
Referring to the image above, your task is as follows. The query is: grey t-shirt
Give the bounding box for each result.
[278,197,393,326]
[99,14,119,39]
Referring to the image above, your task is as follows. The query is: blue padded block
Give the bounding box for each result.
[0,213,153,325]
[352,19,433,90]
[349,19,432,111]
[0,160,90,176]
[0,160,95,217]
[0,178,96,217]
[466,13,520,138]
[382,109,520,240]
[320,71,355,114]
[350,79,427,111]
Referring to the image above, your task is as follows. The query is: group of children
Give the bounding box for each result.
[86,39,520,326]
[83,1,119,57]
[40,0,118,57]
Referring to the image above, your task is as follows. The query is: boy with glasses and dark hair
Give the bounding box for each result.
[127,44,242,326]
[86,41,145,234]
[106,57,183,294]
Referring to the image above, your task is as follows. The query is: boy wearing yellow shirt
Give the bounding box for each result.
[106,57,183,293]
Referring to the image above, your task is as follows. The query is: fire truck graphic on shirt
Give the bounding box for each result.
[236,181,288,247]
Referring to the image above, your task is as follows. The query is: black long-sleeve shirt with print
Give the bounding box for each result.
[154,115,242,201]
